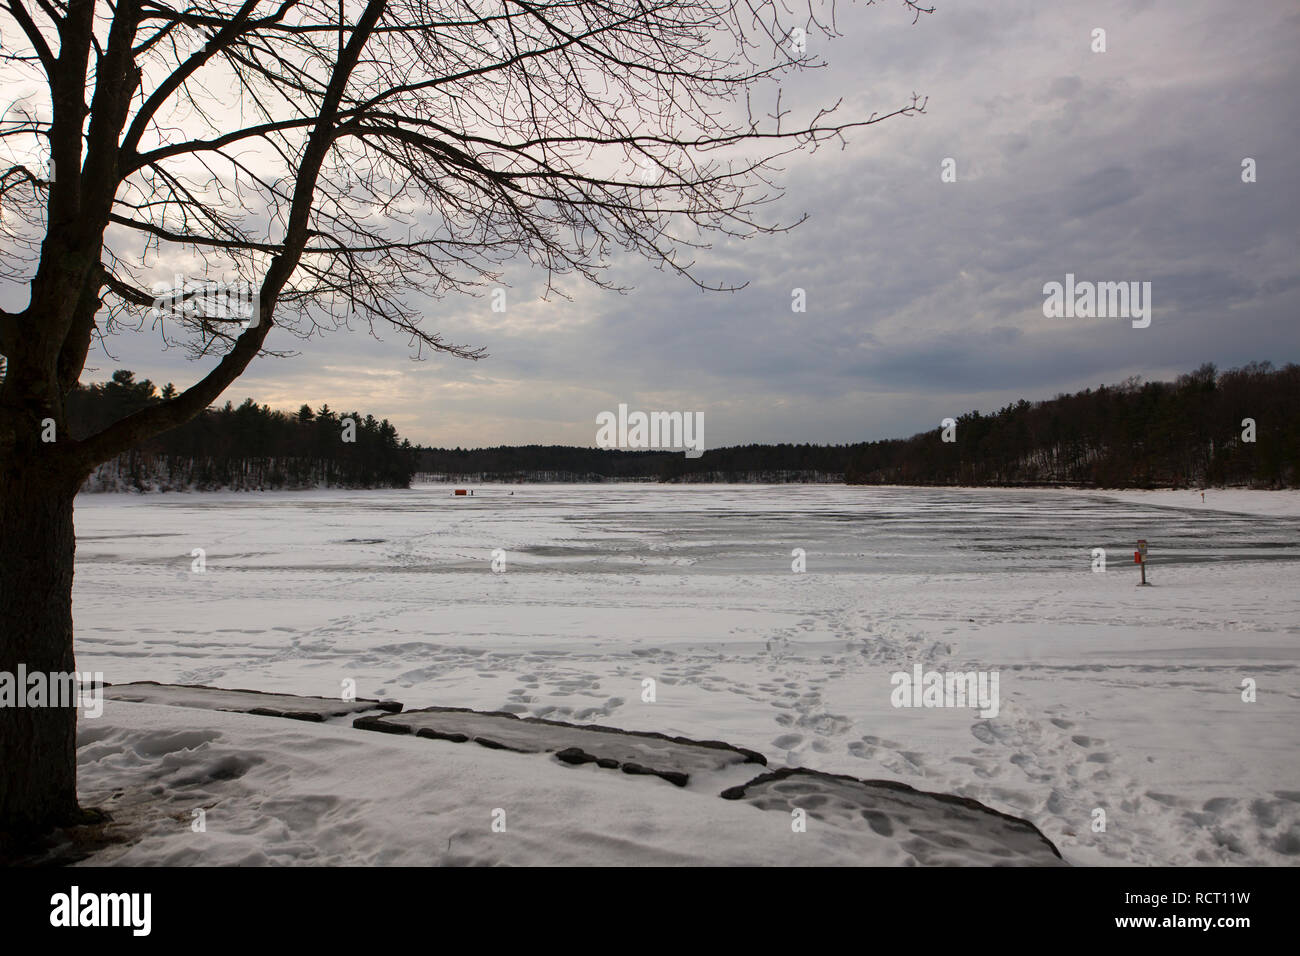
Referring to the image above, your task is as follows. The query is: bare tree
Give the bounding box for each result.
[0,0,930,836]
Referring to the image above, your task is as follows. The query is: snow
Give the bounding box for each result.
[70,484,1300,865]
[722,768,1064,866]
[354,704,765,785]
[103,681,400,721]
[75,700,1061,866]
[1066,488,1300,519]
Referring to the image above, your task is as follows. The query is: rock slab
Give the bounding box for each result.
[355,706,766,786]
[103,681,403,722]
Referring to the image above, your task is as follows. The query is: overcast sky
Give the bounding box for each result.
[48,0,1300,447]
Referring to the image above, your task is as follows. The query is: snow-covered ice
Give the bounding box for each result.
[70,484,1300,865]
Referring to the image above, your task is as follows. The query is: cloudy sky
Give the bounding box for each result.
[49,0,1300,447]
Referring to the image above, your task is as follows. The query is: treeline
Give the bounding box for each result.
[69,370,415,491]
[413,443,854,482]
[417,362,1297,488]
[62,361,1299,491]
[845,362,1299,488]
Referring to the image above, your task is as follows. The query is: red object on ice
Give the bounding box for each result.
[454,489,468,496]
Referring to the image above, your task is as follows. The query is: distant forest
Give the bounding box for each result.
[64,361,1298,491]
[70,370,415,491]
[844,362,1297,488]
[412,444,850,483]
[416,363,1298,488]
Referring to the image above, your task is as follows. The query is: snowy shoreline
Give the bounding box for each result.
[67,684,1064,866]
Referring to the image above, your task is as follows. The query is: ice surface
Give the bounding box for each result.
[71,484,1300,864]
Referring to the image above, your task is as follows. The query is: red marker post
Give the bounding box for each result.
[1136,539,1151,586]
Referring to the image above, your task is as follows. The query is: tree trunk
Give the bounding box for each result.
[0,448,83,836]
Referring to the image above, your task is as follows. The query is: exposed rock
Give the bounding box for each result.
[721,766,1065,865]
[355,706,765,786]
[103,681,402,722]
[555,747,597,766]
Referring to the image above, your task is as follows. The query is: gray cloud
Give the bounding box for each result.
[38,0,1300,448]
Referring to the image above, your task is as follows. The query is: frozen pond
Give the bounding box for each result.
[72,484,1300,865]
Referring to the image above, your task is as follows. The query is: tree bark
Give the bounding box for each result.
[0,429,84,836]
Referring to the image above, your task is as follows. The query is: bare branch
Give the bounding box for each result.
[4,0,57,75]
[0,0,933,472]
